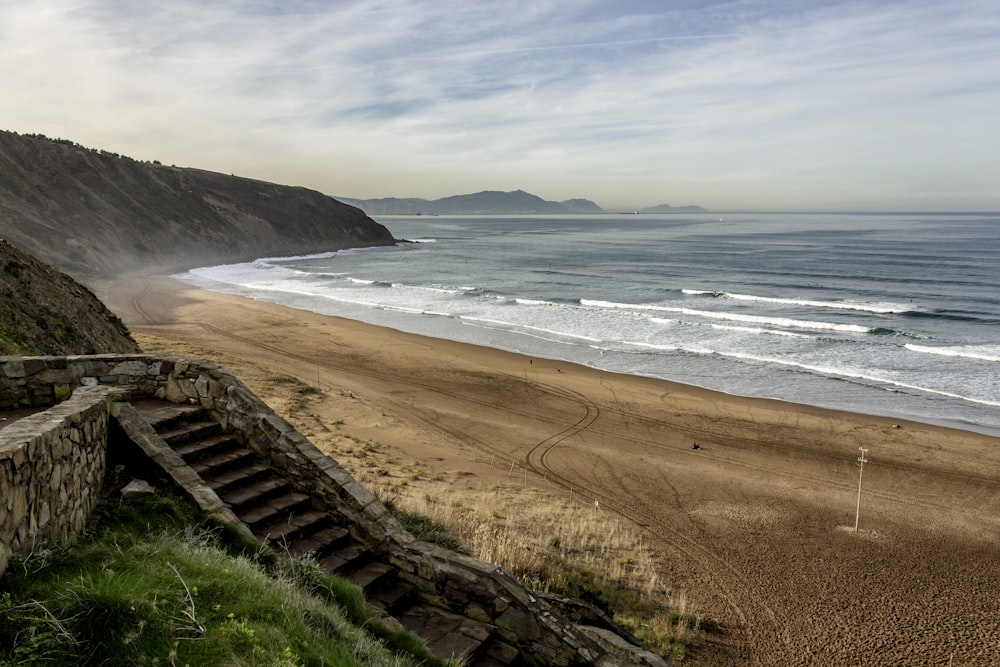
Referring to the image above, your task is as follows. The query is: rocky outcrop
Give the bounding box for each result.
[0,130,396,280]
[0,240,139,355]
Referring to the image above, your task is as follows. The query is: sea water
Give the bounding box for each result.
[178,212,1000,436]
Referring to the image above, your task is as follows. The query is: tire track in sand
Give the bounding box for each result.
[520,383,788,665]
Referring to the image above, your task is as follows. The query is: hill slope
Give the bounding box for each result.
[0,239,138,355]
[0,131,395,279]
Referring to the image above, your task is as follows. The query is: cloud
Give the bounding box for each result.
[1,0,998,209]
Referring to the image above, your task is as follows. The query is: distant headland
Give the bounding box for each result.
[334,190,707,216]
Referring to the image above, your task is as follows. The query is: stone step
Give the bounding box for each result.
[346,560,395,593]
[286,525,351,560]
[157,419,222,447]
[191,448,257,478]
[398,605,493,665]
[131,400,203,430]
[320,543,372,575]
[240,491,312,530]
[219,475,292,514]
[254,508,330,547]
[206,462,273,496]
[173,433,241,463]
[369,578,418,615]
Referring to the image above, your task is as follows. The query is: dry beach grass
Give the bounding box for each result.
[105,276,1000,666]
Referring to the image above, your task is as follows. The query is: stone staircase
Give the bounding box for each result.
[134,400,523,666]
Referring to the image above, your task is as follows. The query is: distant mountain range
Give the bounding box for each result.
[334,190,706,215]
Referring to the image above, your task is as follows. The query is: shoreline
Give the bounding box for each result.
[101,275,1000,666]
[174,271,1000,439]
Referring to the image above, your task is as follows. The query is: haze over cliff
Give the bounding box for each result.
[0,131,395,280]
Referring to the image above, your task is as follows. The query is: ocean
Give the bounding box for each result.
[178,212,1000,436]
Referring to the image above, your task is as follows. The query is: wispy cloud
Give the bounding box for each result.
[1,0,998,209]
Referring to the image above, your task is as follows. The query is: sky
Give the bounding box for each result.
[1,1,998,211]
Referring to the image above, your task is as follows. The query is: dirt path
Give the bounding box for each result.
[103,277,1000,666]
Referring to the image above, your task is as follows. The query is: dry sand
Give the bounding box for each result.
[103,276,1000,666]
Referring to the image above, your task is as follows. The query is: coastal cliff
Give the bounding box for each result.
[0,130,395,280]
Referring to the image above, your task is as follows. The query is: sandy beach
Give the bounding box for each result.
[103,276,1000,666]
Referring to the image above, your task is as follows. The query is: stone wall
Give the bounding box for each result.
[1,354,168,409]
[0,384,121,574]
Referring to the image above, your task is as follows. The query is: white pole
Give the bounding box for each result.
[855,447,869,532]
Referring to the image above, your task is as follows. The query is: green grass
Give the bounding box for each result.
[0,493,452,667]
[376,492,469,555]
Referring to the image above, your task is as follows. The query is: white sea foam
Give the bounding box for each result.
[516,298,558,306]
[303,271,348,278]
[623,341,682,352]
[584,298,871,332]
[641,345,1000,409]
[650,310,871,333]
[905,344,1000,362]
[518,324,601,342]
[254,250,341,263]
[708,323,812,338]
[391,283,463,294]
[461,316,602,343]
[582,299,669,311]
[724,292,911,314]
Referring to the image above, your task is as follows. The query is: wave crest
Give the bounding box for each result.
[905,344,1000,362]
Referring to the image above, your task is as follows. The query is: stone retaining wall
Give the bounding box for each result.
[0,384,121,575]
[0,354,236,577]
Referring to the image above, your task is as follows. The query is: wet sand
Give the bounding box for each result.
[103,276,1000,666]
